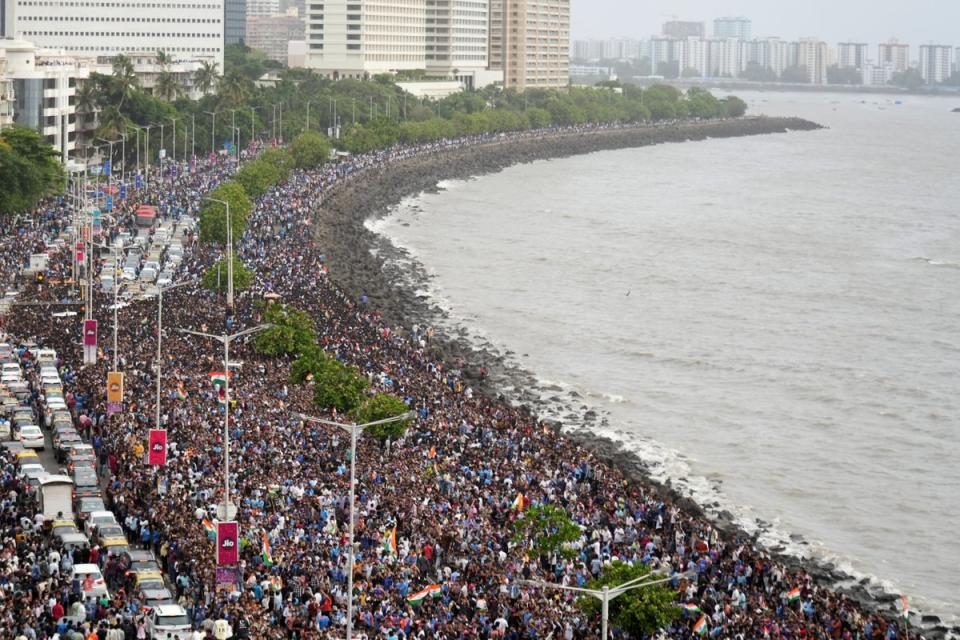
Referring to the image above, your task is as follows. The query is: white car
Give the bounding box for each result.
[18,425,45,449]
[71,564,110,599]
[146,604,192,640]
[156,272,173,288]
[84,510,119,536]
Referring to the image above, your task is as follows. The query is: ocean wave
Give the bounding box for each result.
[913,256,960,269]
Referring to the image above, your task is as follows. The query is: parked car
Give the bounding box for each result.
[83,510,118,536]
[18,425,44,449]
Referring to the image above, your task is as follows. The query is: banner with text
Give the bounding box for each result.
[147,429,167,466]
[216,521,239,566]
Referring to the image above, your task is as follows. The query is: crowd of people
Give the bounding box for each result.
[0,123,916,640]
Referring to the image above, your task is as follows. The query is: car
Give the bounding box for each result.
[35,349,57,365]
[50,520,81,540]
[125,550,162,575]
[19,463,49,489]
[75,496,106,522]
[72,466,99,490]
[12,407,34,422]
[101,537,130,558]
[84,511,118,536]
[156,272,173,288]
[59,531,91,552]
[121,268,137,281]
[100,275,115,293]
[71,564,110,599]
[0,373,20,384]
[66,444,96,468]
[18,425,44,449]
[139,267,157,283]
[140,586,176,610]
[145,604,192,639]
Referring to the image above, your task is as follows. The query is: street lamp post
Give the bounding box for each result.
[295,411,416,640]
[205,111,217,155]
[95,137,121,186]
[153,282,193,430]
[204,197,233,309]
[520,569,694,639]
[89,235,128,371]
[177,325,270,521]
[168,117,179,168]
[144,125,155,185]
[191,114,196,160]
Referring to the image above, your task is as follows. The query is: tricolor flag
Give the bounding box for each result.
[407,584,441,606]
[512,492,525,511]
[176,382,188,400]
[209,371,234,387]
[693,614,707,635]
[787,587,801,603]
[217,385,227,406]
[900,595,909,621]
[427,446,436,459]
[383,527,397,557]
[261,531,274,567]
[682,603,702,614]
[202,518,216,538]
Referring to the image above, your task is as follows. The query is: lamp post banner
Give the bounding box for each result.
[107,371,123,403]
[83,319,98,346]
[148,428,168,466]
[216,521,239,566]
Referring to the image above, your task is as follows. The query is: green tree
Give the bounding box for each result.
[156,50,172,68]
[155,71,181,101]
[194,60,220,95]
[96,105,128,140]
[512,504,581,558]
[891,68,924,90]
[826,64,862,85]
[198,181,252,244]
[234,158,286,199]
[0,127,63,215]
[111,54,139,107]
[253,303,317,357]
[741,63,778,83]
[354,394,412,439]
[578,562,681,637]
[721,96,748,117]
[218,69,255,109]
[201,256,254,293]
[289,130,332,169]
[290,345,331,384]
[313,359,369,414]
[780,65,810,84]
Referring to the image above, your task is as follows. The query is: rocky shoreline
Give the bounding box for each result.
[311,118,954,639]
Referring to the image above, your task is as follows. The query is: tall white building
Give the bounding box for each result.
[1,0,224,70]
[861,62,895,86]
[743,37,789,77]
[246,0,280,16]
[837,42,868,69]
[425,0,490,85]
[878,40,909,73]
[0,45,14,130]
[918,44,953,84]
[0,39,90,167]
[792,39,828,84]
[306,0,426,77]
[713,16,751,41]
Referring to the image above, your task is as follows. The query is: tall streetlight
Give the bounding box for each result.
[520,569,695,640]
[128,125,143,178]
[177,325,270,521]
[152,281,193,431]
[305,100,310,131]
[144,125,155,185]
[168,117,179,168]
[191,114,196,160]
[205,111,218,155]
[204,197,233,309]
[89,235,129,371]
[95,137,121,187]
[232,127,241,165]
[295,410,416,640]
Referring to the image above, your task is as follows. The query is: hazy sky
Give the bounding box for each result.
[572,0,959,46]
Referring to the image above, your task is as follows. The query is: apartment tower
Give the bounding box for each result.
[494,0,569,90]
[918,45,953,84]
[878,40,910,72]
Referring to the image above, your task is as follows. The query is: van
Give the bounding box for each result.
[39,475,75,521]
[36,349,57,365]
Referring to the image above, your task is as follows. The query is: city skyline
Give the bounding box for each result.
[571,0,960,47]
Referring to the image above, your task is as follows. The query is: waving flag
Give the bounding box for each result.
[383,527,397,557]
[787,587,801,603]
[209,371,234,387]
[682,603,702,614]
[512,492,525,511]
[900,595,909,621]
[261,531,274,567]
[407,584,441,606]
[693,614,707,635]
[176,382,188,400]
[202,518,216,538]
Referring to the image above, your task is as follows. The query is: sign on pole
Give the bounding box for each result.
[107,371,124,414]
[148,429,167,465]
[82,319,97,365]
[216,521,239,566]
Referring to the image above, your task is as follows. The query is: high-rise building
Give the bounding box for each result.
[246,11,304,63]
[918,44,953,84]
[861,62,895,86]
[425,0,490,85]
[837,42,868,69]
[1,0,224,69]
[499,0,569,90]
[878,40,910,72]
[0,46,14,130]
[247,0,280,17]
[703,38,743,78]
[662,21,704,40]
[305,0,426,77]
[0,39,90,166]
[225,0,248,44]
[713,17,751,41]
[743,38,789,77]
[792,39,828,84]
[489,0,505,69]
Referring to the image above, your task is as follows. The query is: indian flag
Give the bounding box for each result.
[176,382,188,400]
[788,587,801,603]
[217,386,227,406]
[512,492,524,511]
[261,531,274,567]
[682,603,702,614]
[383,527,397,557]
[692,614,707,635]
[407,584,441,606]
[209,371,234,387]
[202,518,215,538]
[900,595,909,621]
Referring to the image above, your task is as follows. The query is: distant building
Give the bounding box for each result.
[500,0,569,90]
[425,0,491,88]
[246,11,305,63]
[713,17,751,41]
[0,46,14,130]
[918,45,953,84]
[743,38,789,78]
[246,0,280,17]
[225,0,248,45]
[878,40,910,73]
[569,64,613,83]
[861,62,895,86]
[792,39,828,84]
[836,42,868,69]
[488,0,506,69]
[662,21,704,40]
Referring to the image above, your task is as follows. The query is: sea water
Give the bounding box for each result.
[374,92,960,624]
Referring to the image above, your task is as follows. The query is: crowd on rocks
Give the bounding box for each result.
[1,121,917,640]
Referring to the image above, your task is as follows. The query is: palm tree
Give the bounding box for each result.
[155,71,180,102]
[74,82,98,152]
[111,54,139,107]
[156,50,172,69]
[217,69,253,108]
[193,60,220,95]
[96,105,128,141]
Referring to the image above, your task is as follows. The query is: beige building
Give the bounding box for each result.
[878,40,910,73]
[0,47,14,130]
[493,0,570,90]
[247,11,305,63]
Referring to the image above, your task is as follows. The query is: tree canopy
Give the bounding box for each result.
[512,504,581,558]
[201,255,253,293]
[578,562,682,637]
[253,303,317,357]
[354,394,412,440]
[0,127,64,216]
[198,182,253,244]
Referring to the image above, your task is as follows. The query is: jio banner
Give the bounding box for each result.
[216,521,239,566]
[147,429,167,466]
[107,371,123,403]
[82,319,97,365]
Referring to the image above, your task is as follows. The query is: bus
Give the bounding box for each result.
[136,205,157,228]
